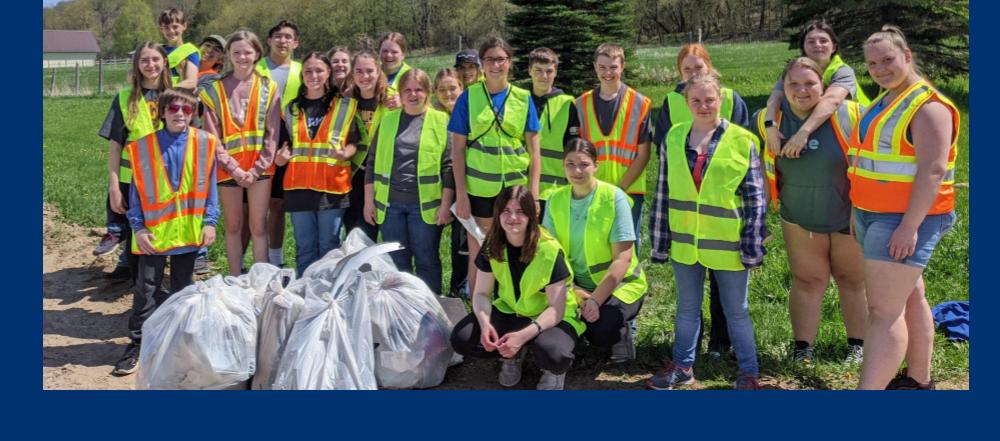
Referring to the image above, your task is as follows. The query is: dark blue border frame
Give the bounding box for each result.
[17,1,990,436]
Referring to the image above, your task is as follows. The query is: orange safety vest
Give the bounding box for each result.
[756,101,860,209]
[199,74,276,182]
[281,97,357,194]
[127,128,216,254]
[847,80,960,215]
[575,86,652,194]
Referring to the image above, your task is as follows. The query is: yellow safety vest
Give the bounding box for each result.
[466,82,531,198]
[575,86,652,194]
[167,43,199,86]
[537,94,574,201]
[352,104,387,172]
[372,108,450,225]
[665,122,755,271]
[256,59,303,114]
[116,88,161,184]
[825,54,872,107]
[547,181,647,304]
[385,62,412,98]
[127,128,215,254]
[489,231,585,335]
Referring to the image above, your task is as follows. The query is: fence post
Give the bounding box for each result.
[98,59,103,95]
[458,35,462,52]
[75,62,80,95]
[698,27,702,44]
[49,67,56,96]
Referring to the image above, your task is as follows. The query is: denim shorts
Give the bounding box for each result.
[853,208,956,268]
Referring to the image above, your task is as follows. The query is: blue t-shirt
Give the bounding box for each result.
[165,45,201,80]
[542,185,635,290]
[447,86,540,136]
[859,96,912,143]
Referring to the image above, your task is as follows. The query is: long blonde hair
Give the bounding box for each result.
[126,42,170,126]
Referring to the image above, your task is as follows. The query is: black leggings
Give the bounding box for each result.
[451,309,579,374]
[583,294,645,348]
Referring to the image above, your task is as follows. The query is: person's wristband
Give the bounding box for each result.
[530,320,543,335]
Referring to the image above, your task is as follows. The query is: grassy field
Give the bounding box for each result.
[42,42,969,389]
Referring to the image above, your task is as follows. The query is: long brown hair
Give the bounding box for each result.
[347,50,388,102]
[484,186,540,264]
[126,42,170,126]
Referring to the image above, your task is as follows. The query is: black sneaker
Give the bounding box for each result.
[886,369,936,390]
[111,342,140,376]
[104,265,132,282]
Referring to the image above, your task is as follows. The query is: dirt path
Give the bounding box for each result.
[42,205,966,390]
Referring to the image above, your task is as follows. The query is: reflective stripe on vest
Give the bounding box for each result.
[127,128,215,254]
[385,63,412,98]
[199,74,275,182]
[847,80,960,214]
[548,181,647,304]
[665,122,752,270]
[538,94,574,200]
[167,43,199,86]
[351,104,387,172]
[117,88,161,184]
[373,108,450,225]
[575,86,652,194]
[666,87,735,124]
[825,55,872,106]
[282,97,356,194]
[256,59,303,113]
[466,82,530,197]
[489,231,585,335]
[756,101,859,209]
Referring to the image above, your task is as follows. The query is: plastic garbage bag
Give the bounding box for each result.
[366,271,455,389]
[251,277,309,390]
[137,275,257,390]
[451,203,485,245]
[302,229,396,281]
[223,263,292,312]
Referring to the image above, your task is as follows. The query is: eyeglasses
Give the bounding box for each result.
[167,103,194,115]
[483,56,510,65]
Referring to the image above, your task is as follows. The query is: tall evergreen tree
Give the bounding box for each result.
[506,0,634,94]
[782,0,968,78]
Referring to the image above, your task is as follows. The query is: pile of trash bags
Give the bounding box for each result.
[136,229,458,390]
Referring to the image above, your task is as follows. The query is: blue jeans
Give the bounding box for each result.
[853,208,956,269]
[671,261,759,376]
[290,208,346,277]
[629,194,644,254]
[379,202,443,294]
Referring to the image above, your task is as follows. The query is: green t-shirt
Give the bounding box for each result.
[542,184,635,290]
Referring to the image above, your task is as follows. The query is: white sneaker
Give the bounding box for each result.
[498,351,525,387]
[536,369,566,390]
[609,325,636,363]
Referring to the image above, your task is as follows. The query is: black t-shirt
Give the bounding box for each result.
[475,243,570,301]
[590,85,651,143]
[99,89,160,145]
[280,95,360,212]
[531,88,581,145]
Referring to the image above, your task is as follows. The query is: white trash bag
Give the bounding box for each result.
[271,276,376,390]
[366,271,455,389]
[137,275,257,390]
[302,228,396,281]
[251,277,308,390]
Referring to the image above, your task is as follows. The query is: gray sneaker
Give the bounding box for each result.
[498,350,525,387]
[537,369,566,390]
[193,255,211,275]
[845,343,864,365]
[793,345,815,365]
[609,325,636,363]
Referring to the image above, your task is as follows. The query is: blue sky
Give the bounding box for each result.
[43,0,68,7]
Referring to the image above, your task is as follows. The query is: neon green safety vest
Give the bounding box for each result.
[537,93,574,200]
[256,58,303,114]
[825,54,872,106]
[665,122,754,271]
[385,62,412,98]
[372,108,450,225]
[127,128,215,254]
[466,82,531,197]
[575,86,652,194]
[167,43,199,86]
[666,87,735,124]
[116,88,162,184]
[352,104,387,172]
[547,181,647,304]
[489,231,585,335]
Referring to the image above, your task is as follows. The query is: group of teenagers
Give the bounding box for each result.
[98,7,960,391]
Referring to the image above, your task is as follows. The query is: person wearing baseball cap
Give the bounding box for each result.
[198,34,226,80]
[454,49,483,86]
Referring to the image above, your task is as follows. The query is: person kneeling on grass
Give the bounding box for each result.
[450,186,585,390]
[645,74,767,390]
[113,88,220,376]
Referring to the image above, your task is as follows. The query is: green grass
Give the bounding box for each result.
[42,63,130,97]
[42,42,969,389]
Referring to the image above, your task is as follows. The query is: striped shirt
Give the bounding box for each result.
[649,119,768,268]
